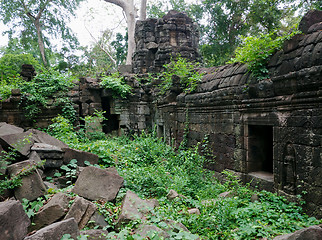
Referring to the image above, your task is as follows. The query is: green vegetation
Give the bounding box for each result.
[19,68,76,121]
[229,30,301,80]
[40,116,322,239]
[100,72,132,99]
[0,53,76,122]
[159,56,204,95]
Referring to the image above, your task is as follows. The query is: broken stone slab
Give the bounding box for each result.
[64,196,97,230]
[162,219,189,233]
[28,151,42,165]
[31,143,64,168]
[24,218,80,240]
[273,225,322,240]
[0,123,24,137]
[7,160,46,201]
[80,229,109,240]
[0,132,34,157]
[0,200,30,240]
[26,128,68,148]
[72,166,124,202]
[116,190,159,227]
[30,192,70,231]
[88,211,109,229]
[134,224,170,239]
[62,147,99,167]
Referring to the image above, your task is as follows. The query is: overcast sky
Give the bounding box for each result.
[0,0,126,49]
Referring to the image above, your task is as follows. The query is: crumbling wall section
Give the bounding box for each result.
[133,10,201,74]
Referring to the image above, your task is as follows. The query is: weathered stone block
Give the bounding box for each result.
[0,132,34,157]
[0,200,30,240]
[31,192,70,231]
[0,123,24,137]
[64,196,97,229]
[63,148,99,166]
[27,129,68,148]
[299,10,322,34]
[72,166,124,202]
[117,190,158,227]
[7,160,46,201]
[24,218,80,240]
[273,225,322,240]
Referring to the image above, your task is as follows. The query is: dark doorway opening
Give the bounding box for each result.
[247,125,273,173]
[101,97,119,134]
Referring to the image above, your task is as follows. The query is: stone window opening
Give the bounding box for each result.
[246,125,274,180]
[101,97,119,134]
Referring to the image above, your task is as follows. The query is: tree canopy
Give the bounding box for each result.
[0,0,82,66]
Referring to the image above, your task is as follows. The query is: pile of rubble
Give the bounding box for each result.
[0,123,193,239]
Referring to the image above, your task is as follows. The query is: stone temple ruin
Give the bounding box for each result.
[0,10,322,218]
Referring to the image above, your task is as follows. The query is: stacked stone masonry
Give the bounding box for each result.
[133,10,201,74]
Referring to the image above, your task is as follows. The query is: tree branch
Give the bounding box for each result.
[36,0,52,20]
[20,0,35,20]
[84,24,117,65]
[103,0,126,10]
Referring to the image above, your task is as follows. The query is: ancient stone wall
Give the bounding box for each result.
[153,24,322,217]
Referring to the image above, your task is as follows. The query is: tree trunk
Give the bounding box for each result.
[124,0,136,65]
[103,0,148,65]
[139,0,147,20]
[34,19,48,67]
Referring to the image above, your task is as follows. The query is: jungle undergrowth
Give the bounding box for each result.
[43,116,322,239]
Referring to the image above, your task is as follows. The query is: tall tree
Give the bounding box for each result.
[102,0,148,65]
[201,0,297,66]
[0,0,82,67]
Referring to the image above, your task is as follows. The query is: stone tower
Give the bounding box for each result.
[132,10,201,74]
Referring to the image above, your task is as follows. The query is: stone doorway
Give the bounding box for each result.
[101,97,119,134]
[247,125,274,174]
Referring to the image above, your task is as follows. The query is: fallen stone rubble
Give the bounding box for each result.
[0,122,321,239]
[0,123,194,239]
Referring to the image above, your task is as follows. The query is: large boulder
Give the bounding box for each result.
[26,129,68,148]
[63,148,99,166]
[116,190,158,227]
[64,196,97,229]
[0,200,30,240]
[24,218,80,240]
[72,166,124,202]
[299,10,322,34]
[0,123,24,137]
[31,192,70,231]
[7,160,46,201]
[274,225,322,240]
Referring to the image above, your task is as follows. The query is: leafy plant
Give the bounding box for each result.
[21,197,44,218]
[100,72,132,99]
[229,29,300,80]
[19,68,76,121]
[160,56,204,95]
[60,159,78,185]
